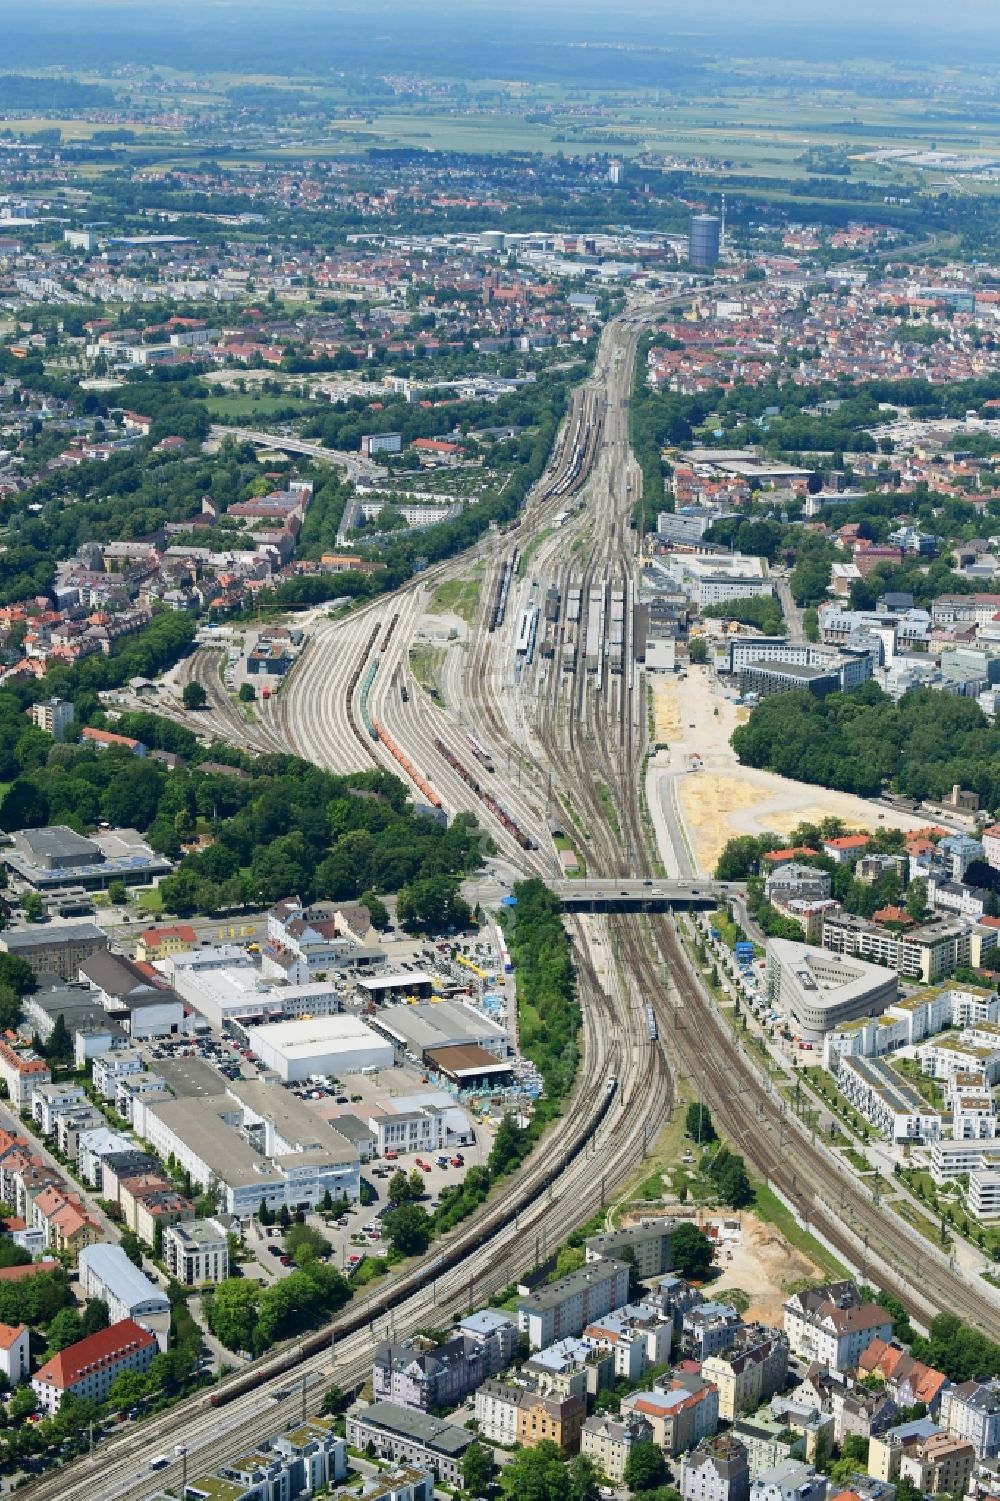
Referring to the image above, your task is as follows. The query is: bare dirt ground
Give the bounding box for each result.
[710,1212,824,1326]
[650,667,930,876]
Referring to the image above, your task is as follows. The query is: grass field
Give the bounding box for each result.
[204,392,314,422]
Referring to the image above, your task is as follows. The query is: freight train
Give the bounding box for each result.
[433,736,536,850]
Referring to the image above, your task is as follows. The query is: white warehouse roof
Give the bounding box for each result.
[246,1014,394,1080]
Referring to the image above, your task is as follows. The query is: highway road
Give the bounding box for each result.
[208,423,387,485]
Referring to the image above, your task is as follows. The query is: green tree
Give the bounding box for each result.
[500,1442,571,1501]
[685,1103,716,1144]
[714,1154,754,1209]
[108,1369,150,1409]
[9,1386,36,1421]
[107,879,128,906]
[258,1198,273,1227]
[81,1298,109,1336]
[284,1222,331,1265]
[45,1307,83,1353]
[321,1382,350,1416]
[624,1441,668,1493]
[388,1169,412,1206]
[205,1278,260,1353]
[21,891,44,924]
[408,1167,426,1200]
[119,1230,143,1268]
[383,1202,432,1257]
[238,682,255,703]
[45,1011,72,1065]
[489,1113,528,1177]
[568,1454,601,1501]
[669,1222,714,1281]
[906,878,929,924]
[182,681,208,711]
[462,1438,495,1495]
[688,638,708,665]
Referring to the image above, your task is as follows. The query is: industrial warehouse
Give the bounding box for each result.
[246,1014,395,1082]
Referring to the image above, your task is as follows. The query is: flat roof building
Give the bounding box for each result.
[131,1075,360,1219]
[247,1015,394,1082]
[371,999,507,1062]
[0,922,108,979]
[766,940,898,1042]
[3,825,172,892]
[78,1243,170,1346]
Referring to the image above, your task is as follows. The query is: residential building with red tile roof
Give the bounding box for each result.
[857,1338,950,1412]
[0,1322,29,1387]
[823,835,871,864]
[0,1040,51,1109]
[32,1318,157,1414]
[80,727,146,756]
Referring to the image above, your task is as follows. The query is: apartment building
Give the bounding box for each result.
[0,1040,50,1109]
[623,1375,720,1456]
[523,1338,615,1403]
[0,1323,29,1387]
[836,1055,942,1143]
[32,1318,157,1415]
[750,1460,826,1501]
[683,1301,744,1360]
[681,1434,751,1501]
[822,912,997,984]
[856,1340,949,1414]
[163,1218,231,1286]
[899,1432,974,1495]
[583,1304,672,1381]
[702,1327,789,1420]
[869,1418,947,1480]
[374,1318,516,1412]
[970,1169,1000,1218]
[940,1379,1000,1458]
[919,1030,1000,1086]
[516,1259,630,1348]
[584,1220,678,1279]
[474,1380,585,1454]
[345,1403,473,1487]
[580,1413,653,1484]
[782,1282,892,1372]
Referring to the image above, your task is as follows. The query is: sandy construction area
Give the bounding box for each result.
[650,665,931,876]
[711,1212,824,1326]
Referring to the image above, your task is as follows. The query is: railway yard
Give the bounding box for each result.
[37,297,1000,1499]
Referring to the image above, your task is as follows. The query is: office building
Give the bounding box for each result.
[0,922,108,979]
[765,940,897,1042]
